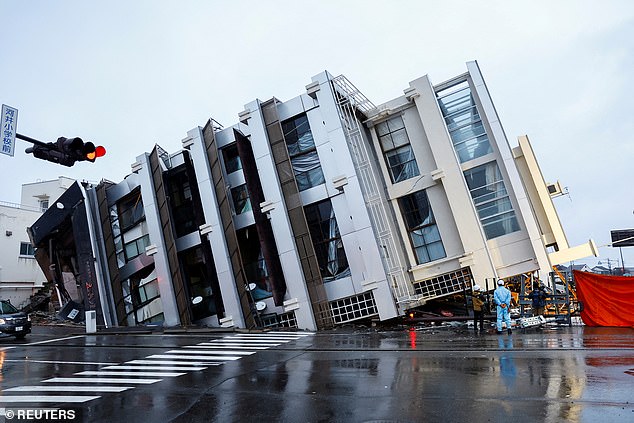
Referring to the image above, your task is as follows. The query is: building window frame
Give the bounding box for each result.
[222,143,242,174]
[19,241,35,257]
[123,234,151,261]
[463,161,520,239]
[304,199,350,282]
[118,190,145,232]
[231,184,252,215]
[398,190,446,265]
[376,115,420,183]
[282,114,325,191]
[437,81,493,163]
[39,199,49,212]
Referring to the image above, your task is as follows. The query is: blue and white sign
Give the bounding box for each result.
[1,104,18,157]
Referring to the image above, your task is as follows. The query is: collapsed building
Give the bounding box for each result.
[28,61,597,330]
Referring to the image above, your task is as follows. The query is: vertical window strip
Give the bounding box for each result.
[437,85,492,163]
[464,162,520,239]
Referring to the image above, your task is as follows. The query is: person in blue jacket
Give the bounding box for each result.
[494,279,512,334]
[528,282,547,316]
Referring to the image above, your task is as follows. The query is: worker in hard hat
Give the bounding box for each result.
[494,279,512,335]
[471,284,487,333]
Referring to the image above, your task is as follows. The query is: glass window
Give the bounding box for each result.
[376,116,420,183]
[222,143,242,174]
[123,234,150,261]
[304,199,350,282]
[118,190,145,231]
[398,190,446,264]
[282,114,325,191]
[19,242,35,256]
[39,199,49,212]
[237,226,273,301]
[290,150,325,191]
[464,162,520,239]
[179,246,218,321]
[166,166,197,238]
[231,184,252,215]
[0,300,18,314]
[120,267,164,326]
[437,84,493,163]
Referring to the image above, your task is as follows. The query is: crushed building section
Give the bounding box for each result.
[28,61,596,331]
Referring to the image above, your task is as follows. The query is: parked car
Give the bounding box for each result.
[0,300,31,339]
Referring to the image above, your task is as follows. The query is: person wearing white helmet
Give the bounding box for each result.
[470,284,487,333]
[494,279,512,334]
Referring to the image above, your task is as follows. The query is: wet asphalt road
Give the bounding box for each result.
[0,324,633,423]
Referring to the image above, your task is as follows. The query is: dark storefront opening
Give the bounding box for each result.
[178,245,218,321]
[237,225,273,301]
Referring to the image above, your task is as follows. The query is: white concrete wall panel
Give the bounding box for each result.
[466,61,550,276]
[134,153,180,326]
[409,75,496,286]
[186,126,246,328]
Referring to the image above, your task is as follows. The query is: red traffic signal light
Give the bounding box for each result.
[86,145,106,161]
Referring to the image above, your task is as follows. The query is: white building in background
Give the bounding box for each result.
[0,177,74,307]
[28,62,596,330]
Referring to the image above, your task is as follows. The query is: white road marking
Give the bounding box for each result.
[74,370,185,377]
[168,349,254,355]
[26,335,85,346]
[42,377,161,384]
[266,331,314,336]
[127,359,221,366]
[196,342,271,348]
[227,333,301,340]
[208,340,282,345]
[147,354,240,361]
[0,395,99,403]
[5,386,133,393]
[103,365,206,371]
[4,359,118,366]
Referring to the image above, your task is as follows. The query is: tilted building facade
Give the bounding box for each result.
[28,61,596,330]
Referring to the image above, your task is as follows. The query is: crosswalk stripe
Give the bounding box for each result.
[4,359,118,366]
[5,386,133,393]
[75,371,185,377]
[266,331,314,336]
[42,377,161,384]
[167,349,254,356]
[208,340,281,345]
[0,395,99,403]
[194,343,267,349]
[2,331,314,408]
[229,335,301,338]
[103,365,206,371]
[224,338,297,342]
[183,344,257,355]
[127,360,221,366]
[147,354,240,361]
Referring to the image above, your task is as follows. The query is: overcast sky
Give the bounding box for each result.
[1,0,632,267]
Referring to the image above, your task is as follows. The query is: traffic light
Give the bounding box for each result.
[25,142,75,167]
[25,136,106,167]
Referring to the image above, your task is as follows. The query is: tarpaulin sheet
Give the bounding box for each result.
[574,270,634,327]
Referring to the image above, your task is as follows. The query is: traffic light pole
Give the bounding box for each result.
[16,132,47,147]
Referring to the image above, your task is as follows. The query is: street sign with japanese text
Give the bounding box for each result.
[1,104,18,157]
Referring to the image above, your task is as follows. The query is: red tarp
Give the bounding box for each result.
[574,270,634,327]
